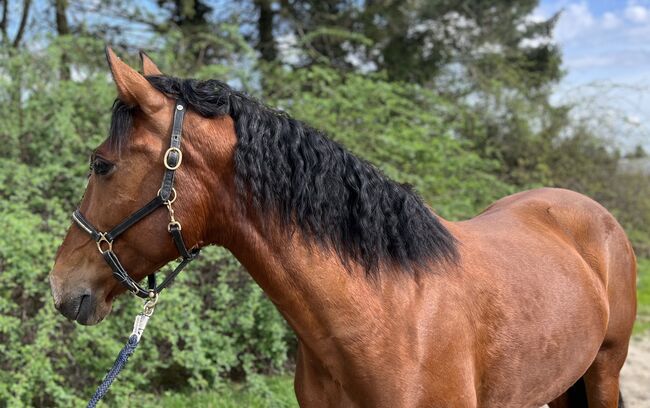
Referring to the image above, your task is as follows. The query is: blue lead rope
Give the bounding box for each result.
[87,298,156,408]
[87,335,140,408]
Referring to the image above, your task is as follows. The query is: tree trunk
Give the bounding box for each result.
[255,0,277,62]
[54,0,71,80]
[12,0,31,48]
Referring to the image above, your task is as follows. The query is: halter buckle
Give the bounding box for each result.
[96,233,113,254]
[163,147,182,170]
[168,221,182,232]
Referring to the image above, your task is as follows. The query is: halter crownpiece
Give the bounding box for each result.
[72,99,200,299]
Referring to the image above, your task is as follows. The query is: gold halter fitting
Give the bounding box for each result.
[163,147,182,170]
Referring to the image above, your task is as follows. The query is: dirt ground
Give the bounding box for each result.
[620,334,650,408]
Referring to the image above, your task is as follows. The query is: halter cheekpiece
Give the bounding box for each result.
[72,99,200,299]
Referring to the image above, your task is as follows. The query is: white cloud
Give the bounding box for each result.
[625,114,642,126]
[520,36,553,48]
[526,11,547,24]
[554,2,595,42]
[565,55,617,69]
[602,12,622,29]
[534,0,650,152]
[624,4,649,23]
[276,33,302,65]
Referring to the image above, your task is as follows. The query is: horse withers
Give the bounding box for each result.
[49,49,637,407]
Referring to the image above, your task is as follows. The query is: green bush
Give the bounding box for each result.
[0,41,513,406]
[636,258,650,334]
[0,43,290,406]
[1,35,647,406]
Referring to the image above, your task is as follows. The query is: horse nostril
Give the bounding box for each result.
[49,273,64,308]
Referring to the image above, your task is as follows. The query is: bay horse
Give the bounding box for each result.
[49,48,637,407]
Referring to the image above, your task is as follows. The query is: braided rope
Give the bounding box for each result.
[86,335,140,408]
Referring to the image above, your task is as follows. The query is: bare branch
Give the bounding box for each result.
[72,1,168,34]
[1,0,8,43]
[12,0,31,48]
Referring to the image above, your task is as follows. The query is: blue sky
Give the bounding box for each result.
[537,0,650,151]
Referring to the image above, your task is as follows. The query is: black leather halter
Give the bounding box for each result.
[72,99,200,299]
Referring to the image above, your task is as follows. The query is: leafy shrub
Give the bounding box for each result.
[2,35,647,406]
[0,43,290,406]
[0,41,512,406]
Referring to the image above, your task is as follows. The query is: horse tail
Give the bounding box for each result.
[564,377,589,407]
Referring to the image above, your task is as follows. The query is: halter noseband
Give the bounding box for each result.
[72,99,200,299]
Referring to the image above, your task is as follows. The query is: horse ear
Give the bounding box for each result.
[140,51,163,76]
[105,46,165,115]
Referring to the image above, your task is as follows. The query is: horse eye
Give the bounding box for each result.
[92,158,115,176]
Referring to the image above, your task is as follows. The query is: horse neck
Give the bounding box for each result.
[220,212,388,353]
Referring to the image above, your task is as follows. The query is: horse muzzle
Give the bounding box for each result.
[50,274,111,325]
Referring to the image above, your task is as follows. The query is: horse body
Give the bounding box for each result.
[220,186,636,407]
[49,50,636,407]
[453,188,636,407]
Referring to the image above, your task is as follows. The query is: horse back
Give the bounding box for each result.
[472,187,636,288]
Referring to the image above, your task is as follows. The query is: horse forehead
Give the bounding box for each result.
[130,131,166,153]
[112,122,167,157]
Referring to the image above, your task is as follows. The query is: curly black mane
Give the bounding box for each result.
[112,75,458,274]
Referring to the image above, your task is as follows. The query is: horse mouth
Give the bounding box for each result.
[75,294,93,324]
[58,294,102,325]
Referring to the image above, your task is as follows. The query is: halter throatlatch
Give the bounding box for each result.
[72,99,200,299]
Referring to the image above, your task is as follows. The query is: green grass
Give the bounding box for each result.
[634,257,650,334]
[143,376,298,408]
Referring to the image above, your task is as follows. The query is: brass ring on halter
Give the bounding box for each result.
[143,291,159,316]
[157,187,177,204]
[164,147,182,170]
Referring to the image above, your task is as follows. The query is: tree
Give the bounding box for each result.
[0,0,32,48]
[627,145,647,159]
[54,0,71,80]
[255,0,277,62]
[253,1,561,86]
